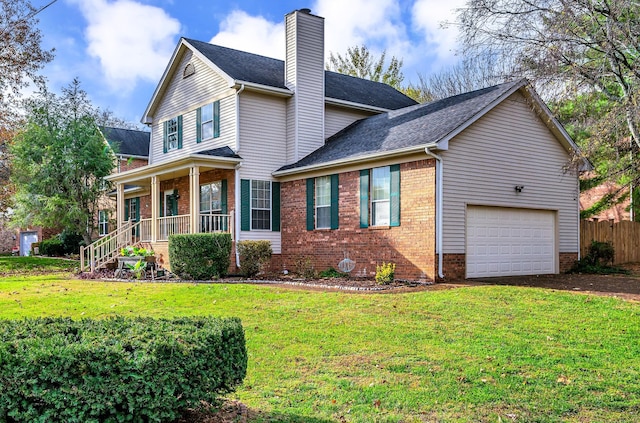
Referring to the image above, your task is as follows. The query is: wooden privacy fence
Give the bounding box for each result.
[581,220,640,264]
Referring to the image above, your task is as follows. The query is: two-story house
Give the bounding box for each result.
[91,8,583,280]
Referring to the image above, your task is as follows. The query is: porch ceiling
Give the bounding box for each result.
[106,154,241,186]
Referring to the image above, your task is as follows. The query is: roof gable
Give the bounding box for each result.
[275,79,581,174]
[100,126,150,158]
[143,37,417,121]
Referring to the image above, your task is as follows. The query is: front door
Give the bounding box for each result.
[163,190,178,217]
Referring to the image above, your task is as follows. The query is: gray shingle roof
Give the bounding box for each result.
[277,80,525,172]
[101,127,150,157]
[196,146,242,159]
[184,38,417,111]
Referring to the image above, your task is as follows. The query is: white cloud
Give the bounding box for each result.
[70,0,181,91]
[313,0,407,55]
[209,10,284,59]
[411,0,466,65]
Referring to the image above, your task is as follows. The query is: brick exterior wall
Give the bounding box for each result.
[439,254,466,281]
[281,160,437,281]
[559,252,578,273]
[117,158,148,173]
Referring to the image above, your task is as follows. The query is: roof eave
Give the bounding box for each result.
[233,81,293,97]
[272,143,438,179]
[325,97,391,113]
[107,154,242,184]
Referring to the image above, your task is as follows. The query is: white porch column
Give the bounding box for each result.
[151,176,159,242]
[116,183,125,229]
[189,166,200,234]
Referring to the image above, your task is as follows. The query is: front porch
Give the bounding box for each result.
[81,151,241,272]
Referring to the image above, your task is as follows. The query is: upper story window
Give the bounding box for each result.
[360,165,400,228]
[163,116,183,153]
[197,101,220,142]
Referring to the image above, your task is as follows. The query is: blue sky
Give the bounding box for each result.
[34,0,466,125]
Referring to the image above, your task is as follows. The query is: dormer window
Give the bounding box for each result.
[183,62,195,78]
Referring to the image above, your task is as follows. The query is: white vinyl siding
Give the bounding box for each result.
[441,91,579,255]
[238,91,286,253]
[325,106,375,138]
[151,51,236,165]
[284,11,325,163]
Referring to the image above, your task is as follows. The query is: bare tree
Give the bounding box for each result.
[407,54,510,102]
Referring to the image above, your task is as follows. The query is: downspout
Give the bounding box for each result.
[234,84,245,268]
[424,147,444,280]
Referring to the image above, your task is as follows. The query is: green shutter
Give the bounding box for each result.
[171,192,178,216]
[177,115,183,149]
[359,169,369,228]
[306,178,315,231]
[330,174,339,230]
[221,179,228,214]
[135,197,141,221]
[390,164,400,227]
[196,107,202,143]
[241,179,250,231]
[271,181,280,232]
[160,194,164,218]
[213,100,220,138]
[124,199,130,221]
[221,179,228,231]
[162,121,168,153]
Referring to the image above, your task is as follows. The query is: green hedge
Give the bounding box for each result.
[237,240,272,277]
[0,316,247,422]
[38,237,65,256]
[168,233,232,279]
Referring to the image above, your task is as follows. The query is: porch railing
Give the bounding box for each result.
[80,213,234,272]
[158,215,190,241]
[80,220,141,273]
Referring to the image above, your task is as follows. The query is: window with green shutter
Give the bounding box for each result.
[307,174,339,230]
[163,116,182,152]
[196,101,220,143]
[360,166,400,227]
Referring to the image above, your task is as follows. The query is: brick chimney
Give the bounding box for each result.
[284,9,325,163]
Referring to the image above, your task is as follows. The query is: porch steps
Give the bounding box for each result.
[80,220,142,273]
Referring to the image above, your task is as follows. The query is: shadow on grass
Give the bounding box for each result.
[248,409,336,423]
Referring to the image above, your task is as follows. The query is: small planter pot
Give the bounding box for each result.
[117,256,144,268]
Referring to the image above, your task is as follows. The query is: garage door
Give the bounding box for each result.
[466,206,555,278]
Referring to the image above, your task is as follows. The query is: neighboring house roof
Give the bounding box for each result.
[183,39,418,111]
[100,126,150,158]
[196,146,243,159]
[275,79,582,174]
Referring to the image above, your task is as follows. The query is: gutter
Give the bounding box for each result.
[424,147,444,280]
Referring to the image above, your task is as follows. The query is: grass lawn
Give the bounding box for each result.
[1,258,639,422]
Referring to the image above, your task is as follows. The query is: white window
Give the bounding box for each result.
[200,103,214,140]
[200,181,222,214]
[371,166,391,226]
[251,180,271,230]
[166,117,179,151]
[315,176,331,229]
[98,210,109,236]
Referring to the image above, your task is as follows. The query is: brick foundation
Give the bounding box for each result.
[281,160,437,281]
[438,253,466,281]
[559,252,578,273]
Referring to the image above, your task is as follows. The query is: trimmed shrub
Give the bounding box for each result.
[38,237,65,257]
[375,262,396,285]
[0,316,247,422]
[237,240,272,277]
[168,233,232,279]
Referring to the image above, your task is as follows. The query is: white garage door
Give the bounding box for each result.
[466,206,555,278]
